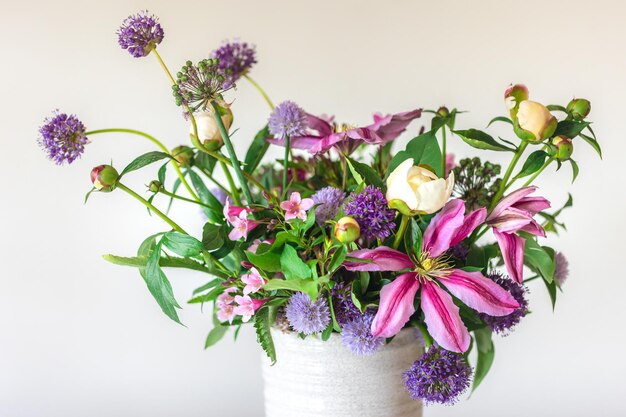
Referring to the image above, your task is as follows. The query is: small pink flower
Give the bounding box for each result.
[233,295,266,323]
[216,287,238,323]
[280,192,314,221]
[224,198,258,241]
[248,238,275,254]
[241,267,266,295]
[216,286,237,307]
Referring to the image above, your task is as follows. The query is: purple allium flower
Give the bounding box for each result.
[477,272,529,335]
[554,252,569,287]
[343,186,396,240]
[211,41,257,88]
[173,59,231,112]
[268,101,308,138]
[342,312,385,355]
[285,292,330,335]
[38,111,88,165]
[117,11,164,58]
[331,281,361,326]
[312,186,345,225]
[403,345,472,405]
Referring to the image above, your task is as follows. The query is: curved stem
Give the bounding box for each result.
[220,160,241,205]
[441,126,447,176]
[283,135,291,197]
[117,183,186,234]
[243,74,275,109]
[488,141,528,211]
[393,215,410,249]
[202,148,269,194]
[157,189,212,209]
[196,167,231,196]
[522,157,554,187]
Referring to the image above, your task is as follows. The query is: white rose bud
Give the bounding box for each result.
[191,107,234,149]
[386,159,454,215]
[516,100,557,142]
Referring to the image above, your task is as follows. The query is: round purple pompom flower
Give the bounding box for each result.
[117,10,164,58]
[477,272,529,335]
[342,312,385,356]
[285,292,330,335]
[343,186,396,241]
[312,187,345,225]
[211,41,257,88]
[554,252,569,286]
[403,345,472,405]
[268,101,308,139]
[331,281,361,326]
[39,111,88,165]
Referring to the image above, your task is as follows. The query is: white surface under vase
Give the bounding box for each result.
[261,327,424,417]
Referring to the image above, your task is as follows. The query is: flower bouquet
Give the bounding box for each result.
[39,10,601,415]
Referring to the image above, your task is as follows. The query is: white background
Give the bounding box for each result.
[1,0,624,416]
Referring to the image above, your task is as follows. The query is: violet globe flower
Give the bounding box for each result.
[554,252,570,286]
[343,186,396,241]
[39,111,88,165]
[477,272,529,335]
[341,312,385,356]
[403,345,472,405]
[312,187,345,225]
[343,199,520,352]
[268,101,308,139]
[211,41,256,88]
[285,292,330,335]
[117,10,164,58]
[331,281,361,326]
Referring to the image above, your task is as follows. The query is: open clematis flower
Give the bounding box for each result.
[487,186,550,283]
[280,192,314,221]
[241,267,267,295]
[268,109,422,155]
[224,199,258,241]
[343,199,519,352]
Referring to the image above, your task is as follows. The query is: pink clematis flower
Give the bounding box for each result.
[241,267,267,295]
[223,198,258,241]
[216,287,238,324]
[486,186,550,283]
[280,192,314,221]
[343,199,520,353]
[233,295,266,323]
[268,109,422,155]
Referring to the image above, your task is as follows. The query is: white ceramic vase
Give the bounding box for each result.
[261,328,424,417]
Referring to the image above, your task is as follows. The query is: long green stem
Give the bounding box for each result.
[488,141,528,211]
[158,188,212,209]
[283,135,291,196]
[117,183,186,234]
[201,148,269,194]
[522,157,554,187]
[441,126,447,176]
[210,100,255,206]
[85,128,199,202]
[243,74,275,109]
[196,167,231,195]
[220,160,241,205]
[393,215,410,249]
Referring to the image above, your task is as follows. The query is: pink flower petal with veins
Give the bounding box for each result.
[343,246,414,272]
[493,229,525,283]
[371,273,420,338]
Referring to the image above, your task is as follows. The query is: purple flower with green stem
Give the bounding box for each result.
[117,10,164,58]
[341,312,385,355]
[211,40,256,88]
[172,59,231,112]
[343,186,396,241]
[285,292,330,335]
[39,111,88,165]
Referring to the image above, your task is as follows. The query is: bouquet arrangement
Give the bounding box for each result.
[39,11,601,406]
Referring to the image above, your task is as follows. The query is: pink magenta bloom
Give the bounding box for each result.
[280,192,314,221]
[216,287,238,323]
[487,186,550,283]
[267,109,422,155]
[241,267,266,295]
[233,295,266,322]
[224,198,258,241]
[343,199,520,352]
[445,153,456,176]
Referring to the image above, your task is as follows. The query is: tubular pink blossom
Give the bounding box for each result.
[494,230,525,283]
[371,273,420,338]
[343,246,414,272]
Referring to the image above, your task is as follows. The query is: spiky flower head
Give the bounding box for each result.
[554,252,570,286]
[403,345,472,405]
[268,100,308,138]
[312,186,345,225]
[343,185,396,241]
[331,281,361,326]
[172,59,231,112]
[341,312,385,356]
[452,157,502,212]
[285,292,330,335]
[211,41,257,88]
[39,111,88,165]
[117,11,164,58]
[477,271,529,335]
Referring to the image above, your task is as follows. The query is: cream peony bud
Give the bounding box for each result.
[334,217,361,244]
[516,100,557,142]
[386,159,454,215]
[191,107,234,149]
[90,165,119,192]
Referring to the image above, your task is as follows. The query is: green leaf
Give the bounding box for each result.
[202,223,225,251]
[486,116,513,127]
[387,130,442,177]
[157,162,168,184]
[192,279,221,295]
[263,278,318,299]
[205,324,228,348]
[142,240,182,324]
[328,246,347,273]
[524,238,555,284]
[120,151,172,177]
[188,170,224,223]
[103,254,209,273]
[579,133,602,159]
[553,120,590,138]
[280,245,311,280]
[194,152,217,173]
[472,327,495,393]
[188,285,225,304]
[254,308,276,364]
[404,218,423,256]
[543,277,558,309]
[546,104,567,113]
[346,156,385,189]
[514,150,549,179]
[569,159,579,183]
[244,126,271,174]
[84,188,96,204]
[246,250,282,272]
[453,129,513,152]
[162,232,203,257]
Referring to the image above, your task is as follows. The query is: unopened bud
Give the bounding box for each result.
[171,145,194,166]
[504,84,530,118]
[436,106,449,118]
[148,180,162,193]
[334,217,361,244]
[90,165,119,192]
[566,98,591,120]
[192,106,234,150]
[516,100,557,142]
[552,136,574,160]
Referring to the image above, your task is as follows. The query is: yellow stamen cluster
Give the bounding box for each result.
[414,252,453,281]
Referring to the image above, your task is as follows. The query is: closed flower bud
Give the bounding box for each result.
[90,165,119,192]
[148,180,162,193]
[436,106,449,118]
[504,84,529,116]
[171,145,194,166]
[191,106,234,150]
[334,217,361,244]
[566,98,591,120]
[516,100,557,142]
[552,136,574,160]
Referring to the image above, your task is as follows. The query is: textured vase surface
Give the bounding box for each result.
[262,328,424,417]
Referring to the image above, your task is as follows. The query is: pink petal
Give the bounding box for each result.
[493,230,525,283]
[488,186,537,220]
[422,199,465,257]
[438,269,519,316]
[299,198,314,211]
[488,207,534,234]
[520,218,546,237]
[449,207,487,249]
[514,196,551,215]
[290,192,302,204]
[368,109,422,143]
[306,114,333,136]
[371,273,420,338]
[420,280,471,353]
[343,246,414,271]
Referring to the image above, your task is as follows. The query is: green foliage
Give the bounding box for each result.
[246,250,282,272]
[202,223,226,251]
[254,308,276,364]
[523,237,555,284]
[579,130,602,159]
[188,170,224,223]
[141,236,182,324]
[472,327,495,393]
[102,254,209,273]
[205,312,228,348]
[387,130,442,177]
[120,151,172,177]
[244,126,271,174]
[553,120,590,138]
[280,245,312,280]
[453,129,513,152]
[514,150,549,179]
[327,245,347,273]
[162,232,203,257]
[346,156,385,189]
[264,278,318,300]
[486,116,513,127]
[404,218,423,256]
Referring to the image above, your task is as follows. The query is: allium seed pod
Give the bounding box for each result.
[566,98,591,120]
[171,145,194,166]
[334,216,361,243]
[90,165,119,192]
[552,136,574,160]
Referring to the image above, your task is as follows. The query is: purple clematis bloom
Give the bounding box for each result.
[343,199,519,353]
[268,109,422,155]
[486,186,550,283]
